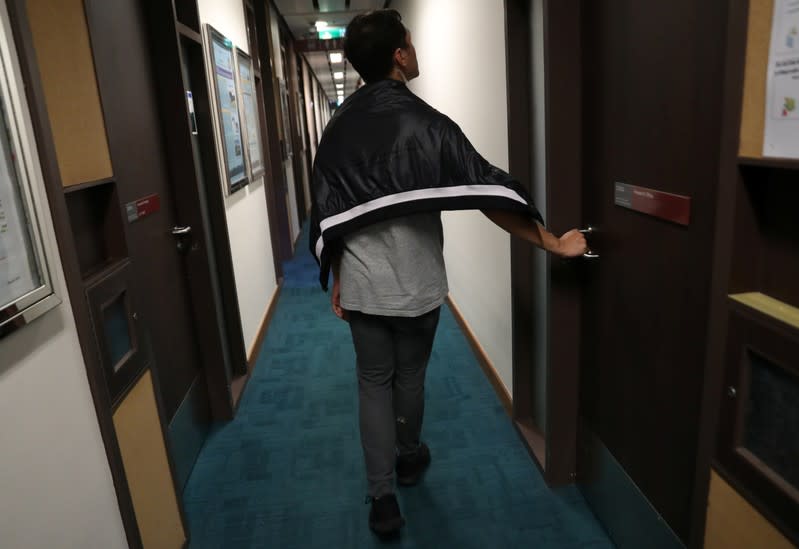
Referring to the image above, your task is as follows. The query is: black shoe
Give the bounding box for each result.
[368,493,405,535]
[396,442,431,486]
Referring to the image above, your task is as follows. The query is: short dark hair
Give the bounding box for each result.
[344,10,407,84]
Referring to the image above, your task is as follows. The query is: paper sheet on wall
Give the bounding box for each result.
[763,0,799,158]
[0,100,40,308]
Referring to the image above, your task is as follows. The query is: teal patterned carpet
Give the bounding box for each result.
[183,225,614,548]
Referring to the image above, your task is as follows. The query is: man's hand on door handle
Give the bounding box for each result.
[555,229,588,258]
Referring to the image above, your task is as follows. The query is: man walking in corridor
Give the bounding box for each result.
[309,9,586,536]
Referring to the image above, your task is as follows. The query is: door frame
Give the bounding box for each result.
[505,0,582,487]
[243,0,285,282]
[279,22,308,229]
[689,2,749,545]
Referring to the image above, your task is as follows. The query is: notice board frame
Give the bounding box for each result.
[234,48,264,181]
[203,24,249,195]
[0,7,60,339]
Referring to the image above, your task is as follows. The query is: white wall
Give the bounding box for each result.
[0,295,129,549]
[392,0,516,392]
[197,0,278,350]
[302,61,318,161]
[314,79,325,142]
[301,61,316,213]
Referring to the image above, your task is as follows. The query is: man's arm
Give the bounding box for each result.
[482,210,587,258]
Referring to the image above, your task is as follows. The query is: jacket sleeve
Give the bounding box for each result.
[437,116,545,226]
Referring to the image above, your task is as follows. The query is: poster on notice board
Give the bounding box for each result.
[763,0,799,158]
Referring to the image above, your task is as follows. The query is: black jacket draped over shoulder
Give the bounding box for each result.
[309,79,543,290]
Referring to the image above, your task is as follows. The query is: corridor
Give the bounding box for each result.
[181,226,614,548]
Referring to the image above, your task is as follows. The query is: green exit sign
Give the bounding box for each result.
[318,27,345,39]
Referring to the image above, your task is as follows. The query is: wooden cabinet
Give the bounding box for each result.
[701,0,799,544]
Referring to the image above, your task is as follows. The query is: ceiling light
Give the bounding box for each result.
[336,83,343,89]
[315,21,328,31]
[329,52,343,63]
[333,72,343,80]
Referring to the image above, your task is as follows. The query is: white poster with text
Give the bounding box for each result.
[764,0,799,158]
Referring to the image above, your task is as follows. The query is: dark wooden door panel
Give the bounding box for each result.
[579,0,728,539]
[85,0,204,421]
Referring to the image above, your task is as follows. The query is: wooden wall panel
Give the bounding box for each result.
[704,470,793,549]
[26,0,112,186]
[113,371,185,549]
[738,0,774,158]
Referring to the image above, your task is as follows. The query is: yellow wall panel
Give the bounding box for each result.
[704,470,793,549]
[113,371,185,549]
[27,0,113,186]
[738,0,774,158]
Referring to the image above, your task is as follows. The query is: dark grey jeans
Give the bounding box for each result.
[348,307,441,498]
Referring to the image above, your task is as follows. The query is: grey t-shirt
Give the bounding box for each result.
[339,212,448,317]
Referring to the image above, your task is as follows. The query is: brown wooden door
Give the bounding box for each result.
[576,0,728,542]
[85,0,210,480]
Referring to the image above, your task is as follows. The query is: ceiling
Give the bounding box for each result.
[273,0,387,103]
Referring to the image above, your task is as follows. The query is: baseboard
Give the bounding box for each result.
[445,295,513,417]
[246,281,283,367]
[233,281,283,409]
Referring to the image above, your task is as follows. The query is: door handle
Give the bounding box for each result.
[579,226,599,259]
[171,226,192,236]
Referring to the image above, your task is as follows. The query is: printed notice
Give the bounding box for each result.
[0,100,40,307]
[764,0,799,158]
